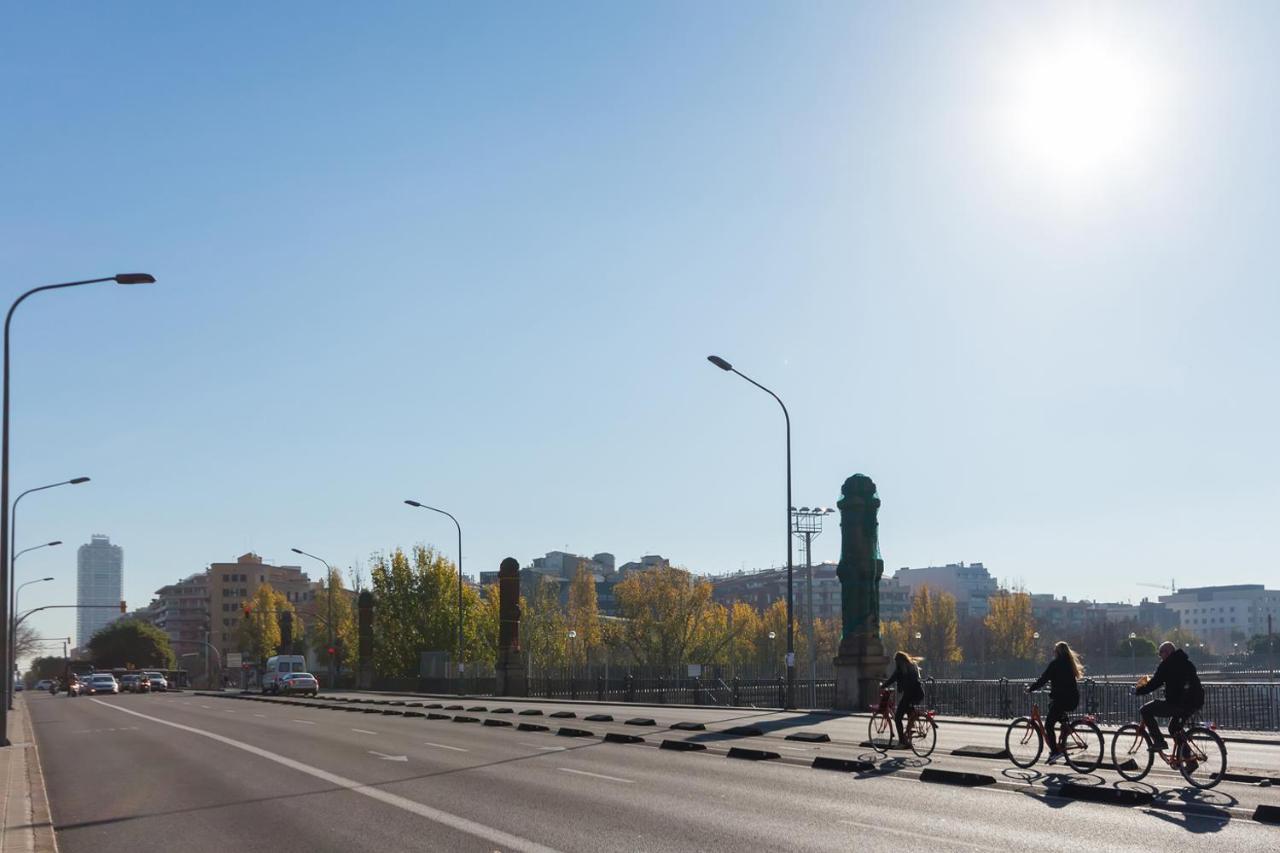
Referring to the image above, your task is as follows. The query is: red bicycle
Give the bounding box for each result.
[1005,701,1104,773]
[868,688,937,757]
[1111,716,1226,790]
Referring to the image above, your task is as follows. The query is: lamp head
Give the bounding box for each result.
[47,540,62,547]
[707,355,733,371]
[70,476,90,485]
[114,273,156,285]
[405,500,422,508]
[291,548,303,555]
[41,576,54,582]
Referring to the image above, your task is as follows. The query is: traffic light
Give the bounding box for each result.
[119,600,127,614]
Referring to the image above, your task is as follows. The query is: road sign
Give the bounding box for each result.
[226,653,242,669]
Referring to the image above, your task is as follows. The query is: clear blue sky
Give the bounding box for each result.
[4,3,1278,654]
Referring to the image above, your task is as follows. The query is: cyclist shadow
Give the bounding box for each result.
[858,749,931,778]
[1001,767,1106,788]
[1148,786,1238,833]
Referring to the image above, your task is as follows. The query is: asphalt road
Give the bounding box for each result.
[25,690,1280,853]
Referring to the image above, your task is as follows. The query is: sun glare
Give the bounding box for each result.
[1001,34,1163,186]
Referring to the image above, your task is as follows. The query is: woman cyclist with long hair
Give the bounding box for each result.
[1026,641,1083,763]
[881,650,925,747]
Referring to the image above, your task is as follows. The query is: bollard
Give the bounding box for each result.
[625,673,635,703]
[776,677,785,709]
[570,675,577,701]
[694,675,702,706]
[998,677,1010,719]
[732,676,741,706]
[658,675,666,704]
[597,675,605,702]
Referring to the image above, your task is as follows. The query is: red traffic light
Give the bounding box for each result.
[327,647,336,656]
[242,604,252,616]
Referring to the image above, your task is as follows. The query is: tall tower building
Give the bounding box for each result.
[77,534,123,645]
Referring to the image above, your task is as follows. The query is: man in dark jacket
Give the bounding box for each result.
[1135,642,1205,753]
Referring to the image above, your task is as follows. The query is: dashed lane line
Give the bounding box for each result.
[352,729,379,735]
[557,768,633,784]
[292,720,316,725]
[90,699,563,853]
[838,818,1001,851]
[422,742,468,752]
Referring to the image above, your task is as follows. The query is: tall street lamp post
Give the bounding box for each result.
[791,506,832,708]
[0,273,155,746]
[707,355,795,709]
[11,576,52,691]
[8,476,87,710]
[291,548,337,689]
[404,500,464,678]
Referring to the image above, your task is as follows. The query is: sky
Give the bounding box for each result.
[4,2,1279,658]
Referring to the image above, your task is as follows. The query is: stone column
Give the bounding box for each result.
[495,557,527,697]
[832,474,888,710]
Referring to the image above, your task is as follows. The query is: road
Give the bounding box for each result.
[25,690,1280,852]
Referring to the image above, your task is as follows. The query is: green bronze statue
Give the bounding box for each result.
[836,473,884,646]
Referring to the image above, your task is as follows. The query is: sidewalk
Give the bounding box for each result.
[0,696,57,853]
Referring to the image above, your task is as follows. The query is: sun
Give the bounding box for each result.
[999,33,1164,186]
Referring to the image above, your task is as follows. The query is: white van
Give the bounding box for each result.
[262,655,307,694]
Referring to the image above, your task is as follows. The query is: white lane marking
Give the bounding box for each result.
[369,750,408,762]
[292,720,316,725]
[557,767,633,784]
[518,743,565,751]
[224,710,236,713]
[254,714,266,718]
[352,728,379,735]
[838,819,1000,851]
[422,742,469,752]
[90,699,562,853]
[199,704,211,708]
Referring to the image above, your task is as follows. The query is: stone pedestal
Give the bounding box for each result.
[496,653,527,698]
[833,635,887,711]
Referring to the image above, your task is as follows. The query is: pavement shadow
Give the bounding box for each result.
[683,711,837,742]
[1145,808,1230,834]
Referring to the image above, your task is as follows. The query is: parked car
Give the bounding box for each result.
[120,673,151,694]
[34,679,52,691]
[14,680,24,692]
[278,672,319,697]
[87,674,120,695]
[144,672,169,692]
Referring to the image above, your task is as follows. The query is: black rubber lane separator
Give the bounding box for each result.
[403,711,425,718]
[518,722,550,732]
[492,708,514,714]
[725,726,764,737]
[381,710,403,716]
[426,713,451,720]
[951,745,1009,759]
[425,703,443,709]
[812,756,875,773]
[671,721,705,731]
[518,709,544,716]
[389,701,406,706]
[467,706,488,712]
[557,727,594,738]
[1055,783,1152,806]
[405,702,424,708]
[920,768,998,787]
[660,739,707,752]
[1253,804,1280,825]
[445,705,464,710]
[626,717,657,727]
[727,747,779,761]
[452,716,480,723]
[549,711,576,719]
[362,708,382,714]
[604,733,644,744]
[483,719,513,727]
[786,732,831,743]
[584,714,614,722]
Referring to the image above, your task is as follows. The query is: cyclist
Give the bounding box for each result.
[1026,641,1083,763]
[1134,641,1204,754]
[881,651,924,748]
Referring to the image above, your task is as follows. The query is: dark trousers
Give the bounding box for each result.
[894,695,919,742]
[1140,699,1190,748]
[1045,696,1078,752]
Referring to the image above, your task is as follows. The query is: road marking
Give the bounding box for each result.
[837,819,999,851]
[254,714,266,718]
[352,728,378,735]
[224,710,236,713]
[292,720,316,725]
[518,743,565,751]
[199,704,211,708]
[422,742,468,752]
[369,750,408,762]
[557,768,633,784]
[90,699,562,853]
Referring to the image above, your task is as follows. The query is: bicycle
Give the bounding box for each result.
[868,688,937,758]
[1005,697,1104,773]
[1111,715,1226,790]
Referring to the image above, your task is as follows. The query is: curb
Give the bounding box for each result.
[919,768,996,787]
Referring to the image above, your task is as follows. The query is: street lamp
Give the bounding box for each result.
[1,273,155,745]
[8,476,87,711]
[1129,632,1138,677]
[707,354,795,708]
[12,577,53,680]
[404,500,464,676]
[292,548,338,689]
[768,631,777,676]
[914,631,922,657]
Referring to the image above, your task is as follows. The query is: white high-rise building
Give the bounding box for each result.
[77,534,123,646]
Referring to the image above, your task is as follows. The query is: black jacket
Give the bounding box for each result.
[883,662,924,702]
[1029,655,1079,702]
[1136,649,1204,708]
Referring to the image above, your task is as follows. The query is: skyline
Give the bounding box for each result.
[5,3,1280,651]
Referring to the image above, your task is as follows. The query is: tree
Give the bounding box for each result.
[612,566,736,668]
[984,590,1037,662]
[1118,635,1158,660]
[471,583,501,668]
[13,623,39,663]
[725,601,761,670]
[881,619,908,656]
[368,545,476,677]
[307,568,359,674]
[239,583,285,663]
[1162,627,1201,650]
[87,620,176,670]
[1246,633,1277,658]
[23,655,65,687]
[523,575,567,672]
[904,585,962,674]
[566,562,602,667]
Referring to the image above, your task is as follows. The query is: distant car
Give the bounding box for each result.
[278,672,319,697]
[88,674,120,695]
[145,672,169,692]
[34,679,53,691]
[14,680,24,692]
[120,674,150,694]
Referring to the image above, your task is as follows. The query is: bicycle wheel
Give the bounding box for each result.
[1112,723,1154,782]
[909,718,937,758]
[1179,727,1227,790]
[1005,717,1042,768]
[1062,719,1104,774]
[867,713,891,752]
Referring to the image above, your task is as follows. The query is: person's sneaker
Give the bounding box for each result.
[1046,751,1065,764]
[1149,741,1168,754]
